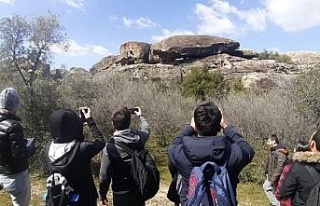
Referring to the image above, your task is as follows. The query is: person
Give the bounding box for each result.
[46,107,105,206]
[167,102,255,205]
[263,134,288,206]
[278,131,320,205]
[275,140,309,206]
[99,107,150,206]
[0,87,35,206]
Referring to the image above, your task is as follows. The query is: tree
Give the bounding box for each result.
[0,12,67,86]
[181,66,229,100]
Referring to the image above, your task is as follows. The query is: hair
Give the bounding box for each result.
[269,133,279,144]
[311,130,320,151]
[194,102,222,136]
[295,139,310,152]
[111,107,131,130]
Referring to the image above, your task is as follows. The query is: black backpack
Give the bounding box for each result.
[305,165,320,206]
[114,141,160,201]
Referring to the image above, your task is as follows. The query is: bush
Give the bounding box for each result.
[181,66,229,100]
[258,50,293,64]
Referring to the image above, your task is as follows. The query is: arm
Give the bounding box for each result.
[224,125,255,169]
[99,146,112,204]
[137,116,150,144]
[80,117,105,158]
[270,151,287,185]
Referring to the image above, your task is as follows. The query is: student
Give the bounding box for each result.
[275,140,309,206]
[167,102,255,205]
[47,107,105,206]
[0,87,35,206]
[278,131,320,205]
[263,134,288,206]
[99,107,150,206]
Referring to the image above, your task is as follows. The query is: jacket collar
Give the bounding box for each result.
[0,109,20,121]
[292,151,320,163]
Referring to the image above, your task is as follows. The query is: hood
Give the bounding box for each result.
[293,151,320,172]
[113,129,140,145]
[49,109,83,143]
[293,152,320,163]
[48,141,76,162]
[182,135,230,165]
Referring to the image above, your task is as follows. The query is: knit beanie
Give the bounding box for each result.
[0,88,21,111]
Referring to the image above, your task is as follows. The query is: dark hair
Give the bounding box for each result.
[295,139,310,152]
[194,102,222,136]
[111,107,131,130]
[269,133,279,144]
[311,130,320,151]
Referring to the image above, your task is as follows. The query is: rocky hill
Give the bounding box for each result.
[51,35,320,89]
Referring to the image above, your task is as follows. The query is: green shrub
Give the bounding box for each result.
[181,66,229,100]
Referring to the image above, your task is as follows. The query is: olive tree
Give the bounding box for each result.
[0,12,67,86]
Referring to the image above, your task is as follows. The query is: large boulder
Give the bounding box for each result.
[150,35,240,63]
[120,41,151,64]
[90,55,122,74]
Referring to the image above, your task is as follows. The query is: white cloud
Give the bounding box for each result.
[51,39,110,57]
[123,17,156,29]
[0,0,13,4]
[59,0,84,10]
[92,45,111,56]
[265,0,320,31]
[194,0,267,36]
[151,29,195,42]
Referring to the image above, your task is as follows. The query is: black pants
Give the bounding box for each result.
[113,192,145,206]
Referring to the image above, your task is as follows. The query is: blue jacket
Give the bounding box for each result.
[167,125,255,205]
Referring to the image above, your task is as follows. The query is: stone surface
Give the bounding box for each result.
[150,35,240,63]
[120,41,151,64]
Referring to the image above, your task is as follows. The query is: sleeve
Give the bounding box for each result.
[224,125,255,171]
[264,155,270,175]
[275,163,292,200]
[137,116,150,144]
[278,163,298,199]
[99,146,112,201]
[80,117,105,158]
[270,151,287,184]
[8,122,28,159]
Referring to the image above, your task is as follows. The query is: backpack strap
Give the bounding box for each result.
[114,141,135,156]
[305,165,320,183]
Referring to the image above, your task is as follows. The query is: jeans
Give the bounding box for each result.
[263,179,280,206]
[0,169,31,206]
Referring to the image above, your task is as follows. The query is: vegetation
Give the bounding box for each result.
[181,67,229,100]
[0,12,318,205]
[0,12,67,86]
[258,50,293,64]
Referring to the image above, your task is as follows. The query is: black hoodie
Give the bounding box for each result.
[47,109,105,206]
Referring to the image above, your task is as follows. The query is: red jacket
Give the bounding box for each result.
[275,161,292,206]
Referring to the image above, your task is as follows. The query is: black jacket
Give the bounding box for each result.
[278,151,320,205]
[167,125,255,205]
[47,109,105,206]
[0,109,29,174]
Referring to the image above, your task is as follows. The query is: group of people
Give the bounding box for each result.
[264,132,320,206]
[0,86,318,206]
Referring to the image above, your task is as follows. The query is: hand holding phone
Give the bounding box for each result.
[79,107,91,122]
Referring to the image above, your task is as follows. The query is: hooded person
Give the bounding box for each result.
[47,107,105,206]
[0,87,35,206]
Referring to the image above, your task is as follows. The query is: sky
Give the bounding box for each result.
[0,0,320,70]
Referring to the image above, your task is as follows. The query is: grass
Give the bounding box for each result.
[0,175,269,206]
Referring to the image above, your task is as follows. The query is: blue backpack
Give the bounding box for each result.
[186,162,236,206]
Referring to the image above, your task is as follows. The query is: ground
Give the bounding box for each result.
[0,175,269,206]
